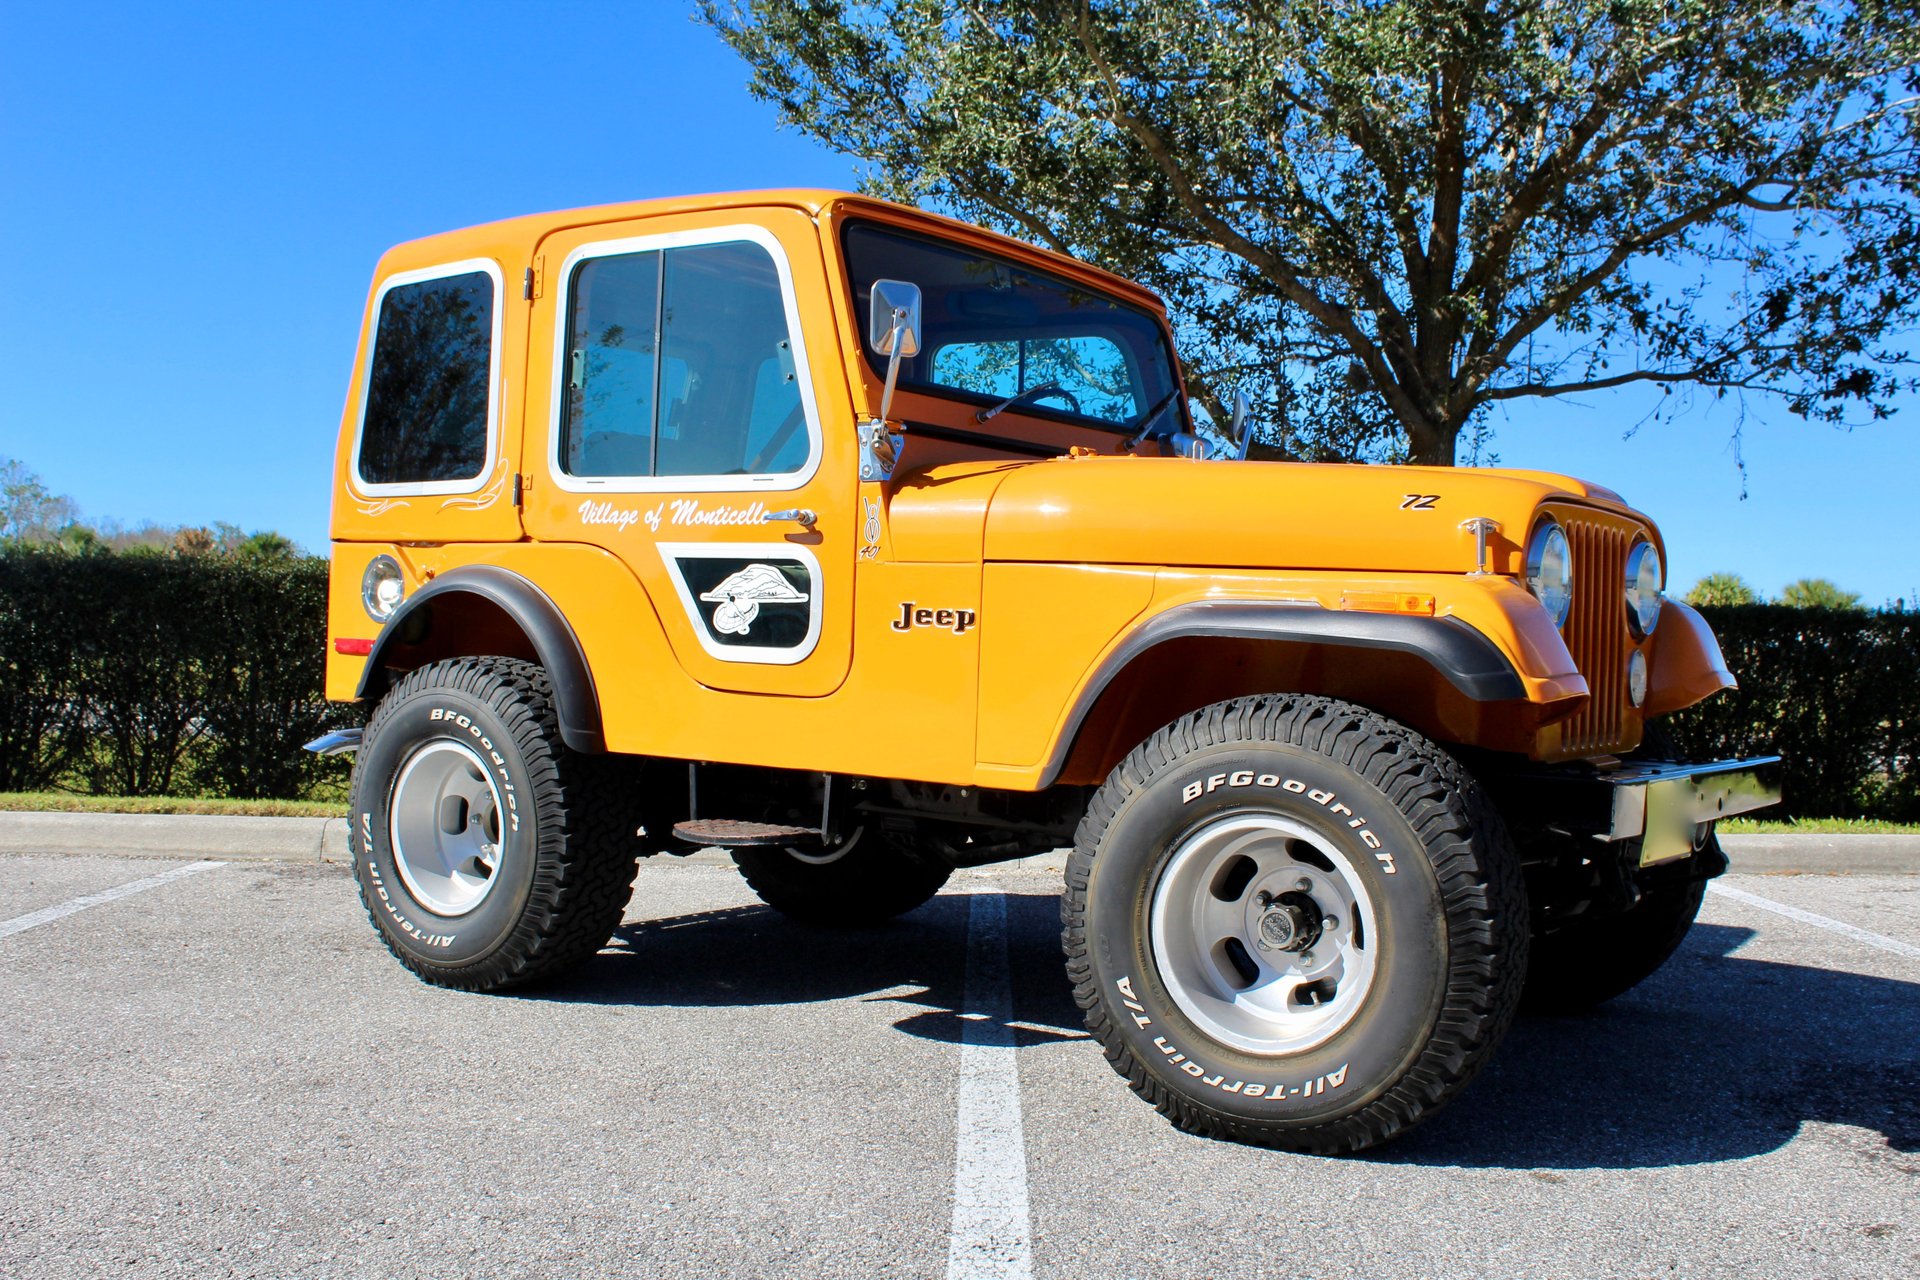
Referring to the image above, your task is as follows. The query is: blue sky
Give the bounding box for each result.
[1,1,1913,604]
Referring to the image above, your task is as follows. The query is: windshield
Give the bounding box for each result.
[843,222,1184,436]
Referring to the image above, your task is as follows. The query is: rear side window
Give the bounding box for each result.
[560,239,808,480]
[357,266,498,488]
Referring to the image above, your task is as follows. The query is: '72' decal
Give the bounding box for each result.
[1400,493,1439,510]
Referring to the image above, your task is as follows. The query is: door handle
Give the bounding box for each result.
[763,508,818,529]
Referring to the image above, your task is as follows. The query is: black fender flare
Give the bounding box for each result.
[356,565,605,753]
[1040,600,1527,786]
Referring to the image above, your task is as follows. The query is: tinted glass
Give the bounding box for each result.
[563,251,660,477]
[843,224,1178,431]
[359,270,494,485]
[930,334,1140,422]
[559,239,808,479]
[657,241,806,477]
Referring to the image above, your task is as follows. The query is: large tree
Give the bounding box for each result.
[702,0,1920,463]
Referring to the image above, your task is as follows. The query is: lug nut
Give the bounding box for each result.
[1255,891,1273,908]
[1295,877,1313,892]
[1322,915,1339,930]
[1298,951,1315,966]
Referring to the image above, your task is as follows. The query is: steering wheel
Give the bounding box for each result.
[1034,386,1083,415]
[748,402,809,473]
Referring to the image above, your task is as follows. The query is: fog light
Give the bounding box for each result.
[1627,650,1649,707]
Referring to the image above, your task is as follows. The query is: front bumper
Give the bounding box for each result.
[1603,756,1783,866]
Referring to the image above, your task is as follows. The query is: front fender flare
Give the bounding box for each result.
[357,565,605,753]
[1040,600,1526,786]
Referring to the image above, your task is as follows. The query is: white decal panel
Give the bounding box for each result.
[657,542,823,665]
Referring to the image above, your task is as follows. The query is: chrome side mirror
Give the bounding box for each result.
[1227,387,1252,461]
[868,279,922,429]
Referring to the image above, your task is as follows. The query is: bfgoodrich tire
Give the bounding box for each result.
[733,828,952,926]
[1064,695,1529,1154]
[348,657,640,991]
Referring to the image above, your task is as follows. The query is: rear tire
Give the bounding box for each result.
[348,657,641,990]
[732,828,953,926]
[1064,695,1528,1154]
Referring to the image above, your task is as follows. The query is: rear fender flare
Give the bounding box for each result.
[357,565,604,753]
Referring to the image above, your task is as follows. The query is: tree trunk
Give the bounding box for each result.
[1403,416,1459,467]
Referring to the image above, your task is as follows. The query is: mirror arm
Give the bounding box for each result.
[876,308,908,427]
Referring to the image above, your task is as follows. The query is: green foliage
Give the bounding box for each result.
[703,1,1920,463]
[1685,571,1760,606]
[0,543,354,800]
[1778,577,1863,609]
[1664,604,1920,820]
[1,458,79,542]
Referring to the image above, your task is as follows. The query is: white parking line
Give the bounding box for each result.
[1708,882,1920,961]
[0,861,227,940]
[948,888,1034,1280]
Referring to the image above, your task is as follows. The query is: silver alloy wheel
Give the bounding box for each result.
[784,825,866,866]
[1149,812,1379,1055]
[388,739,508,917]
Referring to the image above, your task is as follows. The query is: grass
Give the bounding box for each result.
[0,792,346,818]
[1720,816,1920,835]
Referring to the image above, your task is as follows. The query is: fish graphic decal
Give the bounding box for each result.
[698,563,810,636]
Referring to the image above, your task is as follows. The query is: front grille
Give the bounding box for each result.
[1556,513,1634,755]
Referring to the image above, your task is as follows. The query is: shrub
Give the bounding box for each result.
[0,542,354,800]
[1664,604,1919,821]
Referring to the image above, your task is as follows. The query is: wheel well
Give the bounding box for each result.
[1051,634,1535,786]
[362,592,541,691]
[358,569,605,753]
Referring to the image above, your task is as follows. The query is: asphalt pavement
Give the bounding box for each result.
[1,843,1915,1279]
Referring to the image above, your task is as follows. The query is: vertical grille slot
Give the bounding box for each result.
[1556,516,1631,755]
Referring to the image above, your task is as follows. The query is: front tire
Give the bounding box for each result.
[1064,695,1528,1154]
[348,657,640,990]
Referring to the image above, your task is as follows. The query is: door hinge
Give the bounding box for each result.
[523,257,544,301]
[512,473,525,507]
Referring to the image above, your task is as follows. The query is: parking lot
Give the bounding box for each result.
[2,848,1915,1279]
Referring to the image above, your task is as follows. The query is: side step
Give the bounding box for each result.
[672,818,821,849]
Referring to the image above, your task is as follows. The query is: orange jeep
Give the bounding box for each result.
[310,190,1779,1153]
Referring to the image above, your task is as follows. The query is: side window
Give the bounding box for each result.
[559,239,807,480]
[931,335,1141,424]
[358,268,495,487]
[563,251,660,478]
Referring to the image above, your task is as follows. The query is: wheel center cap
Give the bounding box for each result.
[1258,900,1319,952]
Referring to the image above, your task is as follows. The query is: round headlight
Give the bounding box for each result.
[362,554,406,622]
[1526,520,1573,629]
[1624,540,1662,639]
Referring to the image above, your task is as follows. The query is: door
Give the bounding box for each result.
[521,207,856,696]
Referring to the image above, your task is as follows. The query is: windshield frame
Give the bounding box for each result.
[839,218,1190,440]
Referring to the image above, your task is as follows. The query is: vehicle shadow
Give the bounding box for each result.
[1378,922,1920,1169]
[522,889,1087,1047]
[526,892,1920,1170]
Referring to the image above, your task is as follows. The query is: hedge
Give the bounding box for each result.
[1664,604,1919,821]
[0,544,355,800]
[0,545,1913,815]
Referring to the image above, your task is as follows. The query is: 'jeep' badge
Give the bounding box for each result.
[892,602,978,634]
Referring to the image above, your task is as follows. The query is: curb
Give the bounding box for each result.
[1,812,1915,875]
[0,812,350,863]
[1718,833,1920,876]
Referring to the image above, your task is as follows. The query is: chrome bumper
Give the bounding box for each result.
[1604,756,1782,865]
[303,728,364,756]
